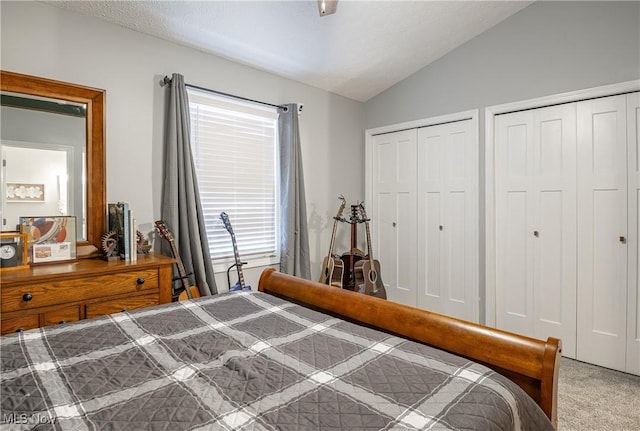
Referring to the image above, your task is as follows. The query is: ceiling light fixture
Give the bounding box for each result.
[318,0,338,17]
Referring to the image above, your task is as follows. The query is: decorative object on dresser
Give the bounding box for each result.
[154,220,201,301]
[20,216,77,265]
[136,230,152,254]
[107,202,138,261]
[220,211,251,292]
[101,229,120,261]
[0,229,29,271]
[318,195,347,287]
[0,253,175,335]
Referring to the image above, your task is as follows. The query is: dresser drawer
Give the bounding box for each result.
[1,269,159,313]
[85,293,159,319]
[42,306,81,327]
[1,315,39,335]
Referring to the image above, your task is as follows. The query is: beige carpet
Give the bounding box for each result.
[558,357,640,430]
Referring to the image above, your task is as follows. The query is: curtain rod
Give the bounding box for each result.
[161,75,288,111]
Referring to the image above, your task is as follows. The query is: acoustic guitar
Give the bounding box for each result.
[154,220,201,301]
[355,204,387,299]
[220,212,251,292]
[319,195,346,287]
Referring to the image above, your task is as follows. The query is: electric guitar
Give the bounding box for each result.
[319,195,346,287]
[355,204,387,299]
[154,220,201,301]
[220,212,251,292]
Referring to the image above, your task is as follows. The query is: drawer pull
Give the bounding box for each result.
[58,320,67,325]
[136,278,145,285]
[15,328,24,333]
[22,293,33,302]
[121,309,128,313]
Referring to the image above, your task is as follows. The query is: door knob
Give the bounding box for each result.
[533,230,539,237]
[620,236,627,244]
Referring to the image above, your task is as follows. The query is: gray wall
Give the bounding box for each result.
[365,1,640,128]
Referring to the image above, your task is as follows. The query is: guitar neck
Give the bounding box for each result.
[365,220,375,265]
[169,239,191,291]
[326,217,339,258]
[230,233,246,288]
[349,206,359,271]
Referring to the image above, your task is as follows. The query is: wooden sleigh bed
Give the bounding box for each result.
[1,268,561,430]
[258,269,562,428]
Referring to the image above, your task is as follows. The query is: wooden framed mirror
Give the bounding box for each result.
[1,70,105,255]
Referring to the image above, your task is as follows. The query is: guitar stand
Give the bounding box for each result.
[226,262,248,290]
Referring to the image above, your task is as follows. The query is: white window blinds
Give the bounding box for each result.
[187,88,279,263]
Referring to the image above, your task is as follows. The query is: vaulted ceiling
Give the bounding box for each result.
[49,1,533,102]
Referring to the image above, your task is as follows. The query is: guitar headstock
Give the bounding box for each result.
[154,220,174,241]
[220,212,234,235]
[335,195,347,219]
[357,202,369,222]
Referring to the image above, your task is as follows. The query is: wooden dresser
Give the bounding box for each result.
[0,253,176,335]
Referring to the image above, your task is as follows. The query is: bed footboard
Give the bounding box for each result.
[258,268,561,428]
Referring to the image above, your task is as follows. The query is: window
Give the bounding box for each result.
[187,88,279,269]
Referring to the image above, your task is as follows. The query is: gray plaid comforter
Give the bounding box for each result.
[1,291,554,430]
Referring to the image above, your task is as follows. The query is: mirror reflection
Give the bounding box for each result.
[1,92,87,240]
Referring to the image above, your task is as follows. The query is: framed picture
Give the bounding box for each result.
[6,183,45,202]
[20,216,76,264]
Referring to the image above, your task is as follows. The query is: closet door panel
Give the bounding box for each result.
[377,191,397,301]
[495,105,576,357]
[447,190,467,303]
[577,95,627,371]
[502,191,532,331]
[372,130,417,307]
[627,92,640,375]
[495,112,534,336]
[396,191,416,306]
[537,191,563,324]
[532,105,577,358]
[420,132,443,302]
[424,192,441,297]
[417,120,477,321]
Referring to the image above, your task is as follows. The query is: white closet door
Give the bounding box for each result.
[495,105,577,356]
[627,92,640,375]
[531,104,577,358]
[416,120,478,322]
[495,111,535,337]
[577,95,628,371]
[371,130,417,307]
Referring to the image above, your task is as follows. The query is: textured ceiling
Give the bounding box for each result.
[48,1,532,102]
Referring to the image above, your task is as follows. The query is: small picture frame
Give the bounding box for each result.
[0,230,29,271]
[20,216,77,264]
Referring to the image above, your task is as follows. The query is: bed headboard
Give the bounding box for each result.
[258,268,561,428]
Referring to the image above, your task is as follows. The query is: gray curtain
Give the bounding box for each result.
[161,73,216,296]
[278,104,311,279]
